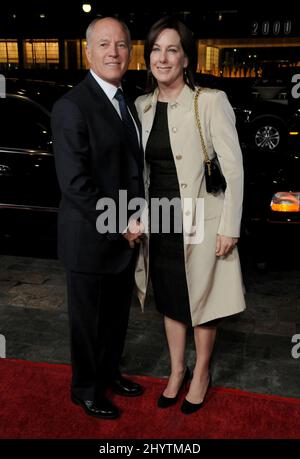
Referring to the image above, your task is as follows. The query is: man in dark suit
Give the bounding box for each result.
[51,17,145,419]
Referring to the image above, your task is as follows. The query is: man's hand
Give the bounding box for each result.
[123,220,145,248]
[216,234,238,257]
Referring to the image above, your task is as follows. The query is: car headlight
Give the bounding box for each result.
[270,192,300,212]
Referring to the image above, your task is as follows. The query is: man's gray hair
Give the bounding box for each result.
[86,17,131,48]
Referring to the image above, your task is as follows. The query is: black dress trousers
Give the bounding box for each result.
[67,250,137,401]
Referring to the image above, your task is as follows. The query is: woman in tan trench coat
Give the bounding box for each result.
[134,17,246,415]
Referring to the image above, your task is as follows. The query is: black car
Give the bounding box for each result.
[232,97,300,152]
[194,75,300,153]
[242,147,300,267]
[0,79,71,239]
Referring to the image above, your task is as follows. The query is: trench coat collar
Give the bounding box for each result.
[143,84,195,114]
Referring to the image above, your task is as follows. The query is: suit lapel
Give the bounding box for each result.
[140,90,158,155]
[84,73,124,132]
[85,73,143,169]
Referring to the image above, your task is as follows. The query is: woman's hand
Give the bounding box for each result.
[216,234,238,257]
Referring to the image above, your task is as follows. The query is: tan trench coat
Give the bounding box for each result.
[134,84,246,326]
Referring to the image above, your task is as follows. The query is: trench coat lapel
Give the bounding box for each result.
[140,89,159,154]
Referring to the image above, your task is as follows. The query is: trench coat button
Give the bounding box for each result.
[181,183,187,189]
[185,210,191,216]
[176,155,182,160]
[186,230,196,236]
[170,102,178,109]
[172,127,177,133]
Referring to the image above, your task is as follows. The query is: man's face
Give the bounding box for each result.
[86,18,131,87]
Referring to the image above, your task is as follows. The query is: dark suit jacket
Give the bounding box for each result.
[51,72,144,274]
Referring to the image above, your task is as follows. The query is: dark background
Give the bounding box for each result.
[0,0,299,39]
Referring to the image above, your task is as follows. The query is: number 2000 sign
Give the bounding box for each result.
[251,20,292,36]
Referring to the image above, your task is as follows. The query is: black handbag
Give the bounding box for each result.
[194,88,226,194]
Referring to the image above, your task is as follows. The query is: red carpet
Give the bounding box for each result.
[1,358,300,439]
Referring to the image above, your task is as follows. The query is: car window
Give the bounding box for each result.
[0,96,51,151]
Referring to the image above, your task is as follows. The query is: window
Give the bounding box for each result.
[0,40,19,66]
[206,47,220,75]
[128,42,146,70]
[24,40,59,68]
[81,39,88,69]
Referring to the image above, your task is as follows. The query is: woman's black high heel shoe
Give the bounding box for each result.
[180,373,212,415]
[157,367,190,408]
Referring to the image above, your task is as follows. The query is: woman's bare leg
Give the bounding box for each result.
[162,315,188,397]
[185,324,216,403]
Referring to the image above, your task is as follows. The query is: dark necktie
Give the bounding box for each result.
[115,88,139,150]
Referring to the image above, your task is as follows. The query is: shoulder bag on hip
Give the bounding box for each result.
[194,88,226,194]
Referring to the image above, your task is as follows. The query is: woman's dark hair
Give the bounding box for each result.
[144,16,198,92]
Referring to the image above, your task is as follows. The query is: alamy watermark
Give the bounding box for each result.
[95,191,205,244]
[291,334,300,359]
[291,74,300,99]
[0,334,6,358]
[0,74,6,98]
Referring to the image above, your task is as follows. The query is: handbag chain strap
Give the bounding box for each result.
[194,87,212,175]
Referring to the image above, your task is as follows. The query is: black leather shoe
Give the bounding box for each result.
[157,367,190,408]
[180,373,212,415]
[110,375,143,397]
[71,393,119,419]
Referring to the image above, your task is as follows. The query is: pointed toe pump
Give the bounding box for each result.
[157,367,190,409]
[180,373,212,415]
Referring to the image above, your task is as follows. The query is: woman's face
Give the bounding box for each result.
[150,28,188,87]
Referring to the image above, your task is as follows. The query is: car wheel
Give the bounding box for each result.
[252,118,285,151]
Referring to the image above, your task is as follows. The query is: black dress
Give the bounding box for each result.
[145,101,192,325]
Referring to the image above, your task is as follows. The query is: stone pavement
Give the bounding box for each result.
[0,247,299,398]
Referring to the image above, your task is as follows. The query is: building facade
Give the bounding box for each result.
[1,4,299,79]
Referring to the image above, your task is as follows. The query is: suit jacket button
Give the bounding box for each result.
[172,127,177,133]
[181,183,187,189]
[176,155,182,160]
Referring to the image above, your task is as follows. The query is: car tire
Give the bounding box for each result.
[251,117,286,151]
